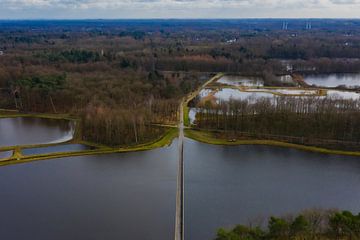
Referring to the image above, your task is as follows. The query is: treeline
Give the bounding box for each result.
[40,50,101,63]
[216,210,360,240]
[81,107,164,146]
[1,21,360,145]
[0,64,206,145]
[195,97,360,148]
[2,21,360,75]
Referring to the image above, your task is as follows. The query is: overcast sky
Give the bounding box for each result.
[1,0,360,19]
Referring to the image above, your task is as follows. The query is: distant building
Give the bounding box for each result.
[282,22,288,30]
[226,39,237,44]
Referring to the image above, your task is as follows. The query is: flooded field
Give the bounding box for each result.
[326,90,360,100]
[304,73,360,88]
[215,88,273,102]
[217,75,264,87]
[249,88,319,96]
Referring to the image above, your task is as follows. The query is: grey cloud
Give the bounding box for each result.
[0,0,359,18]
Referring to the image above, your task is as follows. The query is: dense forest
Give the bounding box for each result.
[216,210,360,240]
[1,20,360,145]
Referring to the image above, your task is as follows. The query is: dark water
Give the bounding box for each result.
[0,117,74,147]
[2,117,360,240]
[22,144,92,156]
[184,139,360,240]
[0,141,178,240]
[0,150,12,159]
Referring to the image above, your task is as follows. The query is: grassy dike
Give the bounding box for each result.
[0,111,76,121]
[185,129,360,157]
[183,104,190,127]
[0,110,178,166]
[0,127,178,167]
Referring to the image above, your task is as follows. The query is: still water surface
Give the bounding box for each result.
[217,75,264,87]
[1,118,360,240]
[22,144,92,156]
[185,139,360,240]
[0,142,178,240]
[0,150,12,159]
[0,117,74,147]
[304,73,360,88]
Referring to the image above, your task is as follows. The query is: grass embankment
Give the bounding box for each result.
[183,104,190,127]
[0,127,178,167]
[123,127,178,151]
[0,111,77,121]
[185,129,360,157]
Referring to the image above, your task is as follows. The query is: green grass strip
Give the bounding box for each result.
[185,129,360,157]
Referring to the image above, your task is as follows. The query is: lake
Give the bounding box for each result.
[0,117,74,147]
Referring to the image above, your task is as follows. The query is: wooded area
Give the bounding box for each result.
[194,97,360,150]
[216,210,360,240]
[1,20,360,145]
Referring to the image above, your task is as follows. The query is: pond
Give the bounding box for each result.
[304,73,360,88]
[0,141,178,240]
[217,75,264,87]
[1,117,360,240]
[22,144,92,156]
[249,88,319,96]
[0,117,75,147]
[0,150,12,159]
[185,139,360,240]
[215,88,274,102]
[326,90,360,100]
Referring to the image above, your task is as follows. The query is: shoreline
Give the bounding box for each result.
[2,71,360,166]
[184,129,360,157]
[0,120,178,167]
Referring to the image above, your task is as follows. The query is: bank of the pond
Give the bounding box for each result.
[0,112,77,121]
[0,128,178,167]
[185,129,360,157]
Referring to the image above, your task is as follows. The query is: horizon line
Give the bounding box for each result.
[0,17,360,21]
